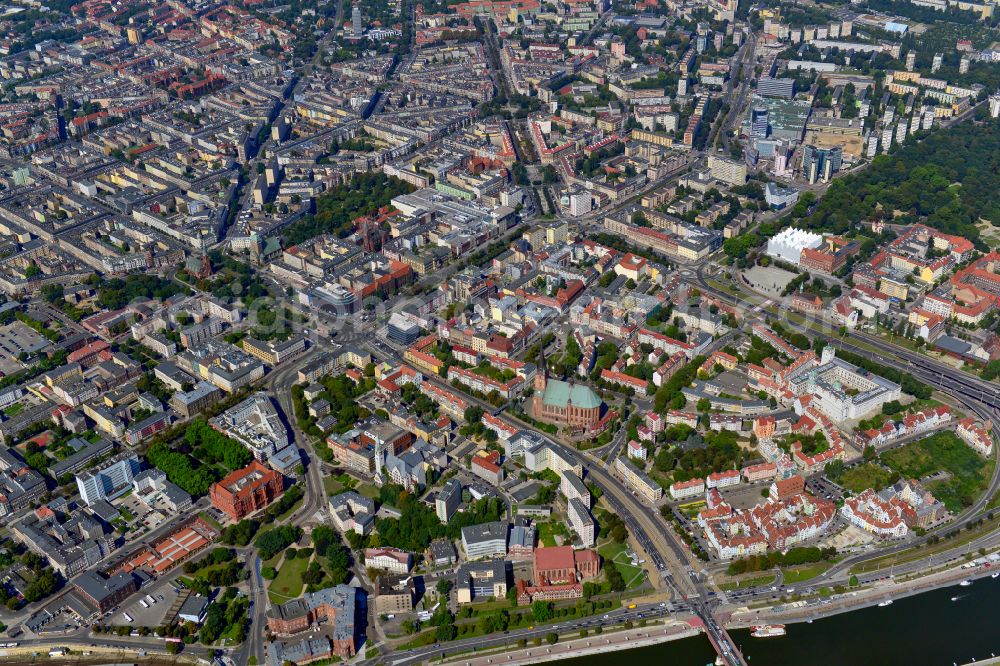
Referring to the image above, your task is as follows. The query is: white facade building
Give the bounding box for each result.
[765,227,824,264]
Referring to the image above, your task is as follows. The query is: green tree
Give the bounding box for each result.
[532,600,554,622]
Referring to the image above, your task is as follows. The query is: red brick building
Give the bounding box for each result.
[266,586,358,658]
[530,357,604,432]
[532,546,601,585]
[209,461,283,521]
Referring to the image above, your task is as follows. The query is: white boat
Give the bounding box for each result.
[751,624,787,638]
[960,580,973,587]
[991,572,999,579]
[877,599,893,607]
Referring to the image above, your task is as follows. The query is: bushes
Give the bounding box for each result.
[221,519,260,547]
[146,441,217,497]
[373,493,504,552]
[184,420,251,471]
[311,526,338,557]
[800,118,1000,245]
[652,355,705,412]
[97,274,188,310]
[881,430,987,511]
[604,561,626,592]
[262,484,303,522]
[727,546,836,575]
[23,569,60,603]
[256,525,302,560]
[199,595,249,645]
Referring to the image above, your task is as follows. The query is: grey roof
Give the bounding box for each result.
[560,471,588,498]
[49,437,115,477]
[461,521,508,545]
[935,335,972,356]
[428,538,456,561]
[88,499,119,523]
[177,595,209,622]
[267,638,332,666]
[74,570,134,605]
[508,524,535,549]
[456,559,508,585]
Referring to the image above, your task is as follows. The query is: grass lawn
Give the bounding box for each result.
[268,555,311,603]
[881,431,990,512]
[678,500,706,519]
[3,403,23,418]
[401,630,437,649]
[198,511,223,532]
[357,483,380,500]
[467,598,512,613]
[719,574,775,591]
[535,521,569,547]
[598,542,645,589]
[707,278,739,295]
[275,496,305,522]
[838,463,893,493]
[783,561,834,584]
[323,476,344,496]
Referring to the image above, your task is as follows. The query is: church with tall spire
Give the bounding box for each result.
[530,345,604,433]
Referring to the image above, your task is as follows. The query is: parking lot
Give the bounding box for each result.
[116,494,170,534]
[112,579,180,627]
[806,475,844,502]
[719,480,774,510]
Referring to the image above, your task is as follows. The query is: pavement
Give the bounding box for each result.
[442,621,701,666]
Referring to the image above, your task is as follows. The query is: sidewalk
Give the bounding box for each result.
[727,560,994,627]
[439,620,701,666]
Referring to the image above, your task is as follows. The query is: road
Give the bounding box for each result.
[384,602,689,666]
[712,32,758,154]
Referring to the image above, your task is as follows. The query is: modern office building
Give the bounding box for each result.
[76,453,141,506]
[387,313,421,345]
[436,478,462,523]
[802,145,843,184]
[757,76,794,99]
[764,182,800,210]
[750,107,769,138]
[455,560,509,604]
[461,521,508,559]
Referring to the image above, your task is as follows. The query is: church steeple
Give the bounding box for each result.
[534,346,548,392]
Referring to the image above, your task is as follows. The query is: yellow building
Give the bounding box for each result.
[630,129,674,148]
[878,277,909,300]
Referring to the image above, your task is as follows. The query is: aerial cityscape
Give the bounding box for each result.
[1,0,1000,663]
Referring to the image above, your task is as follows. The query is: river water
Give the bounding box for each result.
[563,576,1000,665]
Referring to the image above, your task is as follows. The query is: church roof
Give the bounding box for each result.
[542,378,601,410]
